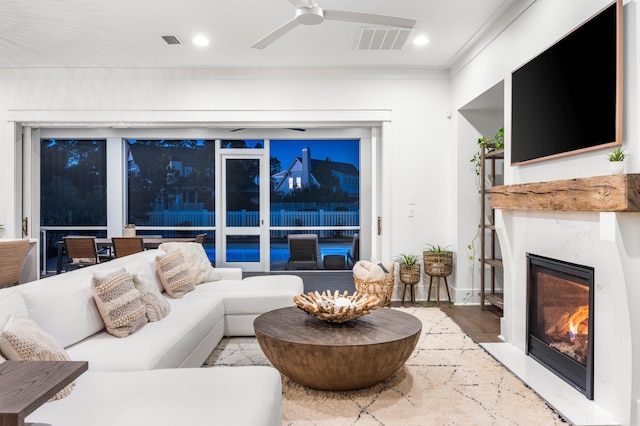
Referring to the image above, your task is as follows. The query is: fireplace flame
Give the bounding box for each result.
[545,305,589,343]
[569,321,577,343]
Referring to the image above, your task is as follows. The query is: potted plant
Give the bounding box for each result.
[395,253,421,285]
[608,147,627,174]
[470,128,505,176]
[123,223,136,237]
[423,244,453,277]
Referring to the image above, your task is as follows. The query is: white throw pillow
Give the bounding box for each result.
[158,242,220,284]
[91,268,148,338]
[132,270,171,322]
[0,312,75,400]
[155,251,196,298]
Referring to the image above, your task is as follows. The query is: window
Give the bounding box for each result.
[41,139,107,227]
[40,139,107,263]
[126,139,215,247]
[221,139,264,149]
[269,139,360,270]
[126,139,215,226]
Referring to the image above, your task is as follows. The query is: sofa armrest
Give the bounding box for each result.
[214,268,243,281]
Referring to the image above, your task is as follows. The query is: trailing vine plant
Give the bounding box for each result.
[470,127,505,176]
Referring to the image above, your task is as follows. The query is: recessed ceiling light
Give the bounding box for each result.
[413,35,430,46]
[192,35,210,46]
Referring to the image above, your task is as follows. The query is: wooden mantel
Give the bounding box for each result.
[491,173,640,212]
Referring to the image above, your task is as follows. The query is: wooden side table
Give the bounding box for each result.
[0,361,88,426]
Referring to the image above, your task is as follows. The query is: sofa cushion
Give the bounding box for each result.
[65,295,225,371]
[123,250,165,294]
[132,270,170,322]
[19,276,105,348]
[0,312,75,400]
[27,367,282,426]
[194,275,303,315]
[91,268,148,338]
[0,288,28,329]
[159,242,220,284]
[155,251,195,298]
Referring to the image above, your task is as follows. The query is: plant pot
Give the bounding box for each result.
[423,251,453,277]
[123,228,136,237]
[399,263,421,285]
[609,161,624,174]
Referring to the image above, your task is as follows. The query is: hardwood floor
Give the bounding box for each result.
[246,271,503,343]
[439,304,503,343]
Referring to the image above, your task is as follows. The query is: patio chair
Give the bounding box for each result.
[63,236,106,271]
[347,233,359,266]
[112,237,144,258]
[0,239,30,287]
[286,234,319,270]
[195,233,207,246]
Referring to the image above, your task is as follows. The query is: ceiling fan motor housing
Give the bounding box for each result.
[296,6,324,25]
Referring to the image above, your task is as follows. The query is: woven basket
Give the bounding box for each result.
[423,251,453,277]
[399,264,421,285]
[353,275,395,307]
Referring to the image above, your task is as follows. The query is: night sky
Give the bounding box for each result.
[270,139,359,168]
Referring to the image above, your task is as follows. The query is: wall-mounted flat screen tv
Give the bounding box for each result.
[511,0,622,165]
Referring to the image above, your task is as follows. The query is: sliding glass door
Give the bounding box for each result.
[220,153,269,271]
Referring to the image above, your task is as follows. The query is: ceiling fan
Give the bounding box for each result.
[252,0,417,49]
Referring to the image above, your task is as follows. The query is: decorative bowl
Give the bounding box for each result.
[293,290,382,323]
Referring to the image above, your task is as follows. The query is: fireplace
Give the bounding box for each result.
[526,253,594,399]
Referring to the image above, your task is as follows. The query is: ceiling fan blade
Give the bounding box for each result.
[251,18,300,49]
[324,10,416,28]
[289,0,313,8]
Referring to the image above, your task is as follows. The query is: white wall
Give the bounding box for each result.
[0,67,460,297]
[451,0,640,423]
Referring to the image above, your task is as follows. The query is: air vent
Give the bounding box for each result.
[161,35,182,45]
[357,28,412,50]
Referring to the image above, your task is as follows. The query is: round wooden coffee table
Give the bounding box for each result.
[253,307,422,391]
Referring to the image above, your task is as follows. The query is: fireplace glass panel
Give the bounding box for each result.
[527,253,594,399]
[531,272,590,367]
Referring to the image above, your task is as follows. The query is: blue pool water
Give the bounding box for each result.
[206,245,350,262]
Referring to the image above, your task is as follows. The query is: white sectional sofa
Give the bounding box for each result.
[0,247,303,426]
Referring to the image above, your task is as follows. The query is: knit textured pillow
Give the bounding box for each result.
[155,251,195,298]
[0,312,75,400]
[132,271,170,322]
[159,242,220,284]
[91,268,148,338]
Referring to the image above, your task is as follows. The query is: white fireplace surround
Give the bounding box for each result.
[483,209,640,425]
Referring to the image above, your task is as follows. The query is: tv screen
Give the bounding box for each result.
[511,0,622,165]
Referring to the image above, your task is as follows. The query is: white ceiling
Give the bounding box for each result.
[0,0,520,69]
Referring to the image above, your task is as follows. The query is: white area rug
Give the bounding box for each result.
[203,307,567,425]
